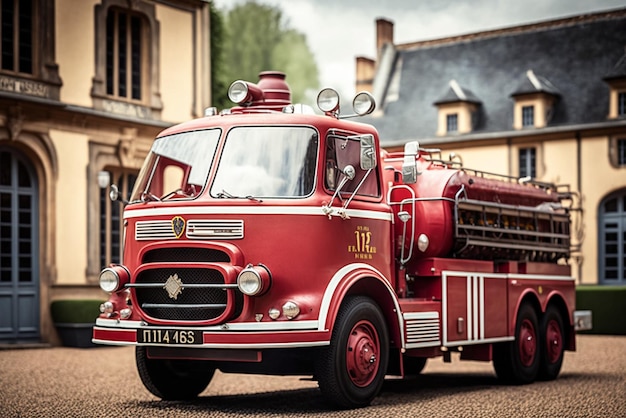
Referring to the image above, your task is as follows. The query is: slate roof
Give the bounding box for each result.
[364,9,626,146]
[434,80,481,104]
[510,70,560,97]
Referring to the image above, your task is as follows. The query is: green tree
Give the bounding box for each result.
[210,5,230,110]
[219,1,319,106]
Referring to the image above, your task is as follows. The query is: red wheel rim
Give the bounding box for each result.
[345,320,380,387]
[518,318,537,367]
[545,319,563,364]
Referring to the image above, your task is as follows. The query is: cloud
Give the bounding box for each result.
[212,0,626,98]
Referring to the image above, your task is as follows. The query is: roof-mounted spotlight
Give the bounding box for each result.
[317,88,340,115]
[228,80,263,105]
[353,91,376,116]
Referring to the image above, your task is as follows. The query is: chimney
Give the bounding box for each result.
[376,18,394,61]
[355,56,376,93]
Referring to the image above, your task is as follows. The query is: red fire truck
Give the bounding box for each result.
[93,72,592,408]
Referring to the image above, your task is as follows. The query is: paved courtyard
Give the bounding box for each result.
[0,334,624,417]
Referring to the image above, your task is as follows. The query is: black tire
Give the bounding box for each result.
[135,346,215,400]
[403,356,427,377]
[493,303,540,384]
[538,305,565,381]
[316,296,389,409]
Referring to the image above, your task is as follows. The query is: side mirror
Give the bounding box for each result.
[359,134,377,170]
[109,184,129,205]
[401,141,420,184]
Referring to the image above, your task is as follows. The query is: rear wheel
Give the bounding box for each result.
[493,303,540,384]
[136,346,215,400]
[316,296,389,409]
[538,305,565,381]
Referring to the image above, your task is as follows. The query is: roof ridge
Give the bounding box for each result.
[396,7,626,51]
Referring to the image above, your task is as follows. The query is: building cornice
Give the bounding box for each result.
[382,119,626,148]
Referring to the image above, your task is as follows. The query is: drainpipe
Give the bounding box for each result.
[576,131,583,284]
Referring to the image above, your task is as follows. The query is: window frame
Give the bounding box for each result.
[92,0,162,118]
[598,189,626,285]
[1,0,34,75]
[86,138,151,282]
[446,113,458,133]
[518,147,537,178]
[521,105,535,127]
[105,8,146,102]
[0,0,61,100]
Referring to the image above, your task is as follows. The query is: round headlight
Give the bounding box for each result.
[353,91,376,115]
[237,264,271,296]
[228,80,249,104]
[99,268,120,292]
[317,88,340,113]
[238,270,262,295]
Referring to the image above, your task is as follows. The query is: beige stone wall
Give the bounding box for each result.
[56,0,98,107]
[579,135,626,283]
[438,143,510,176]
[157,5,194,122]
[50,129,90,285]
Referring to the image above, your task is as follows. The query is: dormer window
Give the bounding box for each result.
[434,80,481,136]
[522,105,535,127]
[511,70,559,129]
[604,50,626,119]
[446,114,458,133]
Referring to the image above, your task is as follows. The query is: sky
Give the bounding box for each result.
[211,0,626,99]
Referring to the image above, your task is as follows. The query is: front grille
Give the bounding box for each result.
[134,267,229,321]
[187,220,244,239]
[136,220,176,240]
[142,248,231,263]
[135,219,244,241]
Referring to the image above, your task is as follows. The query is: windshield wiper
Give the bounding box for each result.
[216,189,263,202]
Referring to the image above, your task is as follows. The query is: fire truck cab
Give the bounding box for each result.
[93,72,592,409]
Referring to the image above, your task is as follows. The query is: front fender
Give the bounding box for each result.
[318,263,404,348]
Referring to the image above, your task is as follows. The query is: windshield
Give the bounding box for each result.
[210,126,318,198]
[130,129,220,202]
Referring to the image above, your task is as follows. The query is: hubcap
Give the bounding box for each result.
[545,319,563,364]
[345,320,380,387]
[518,318,537,367]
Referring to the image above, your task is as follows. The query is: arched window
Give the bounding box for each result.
[92,0,162,119]
[598,189,626,284]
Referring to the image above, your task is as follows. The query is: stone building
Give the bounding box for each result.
[357,8,626,287]
[0,0,211,344]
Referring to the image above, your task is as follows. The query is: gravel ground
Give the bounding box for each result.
[0,334,624,417]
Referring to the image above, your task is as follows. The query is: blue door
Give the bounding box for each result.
[0,148,39,342]
[599,189,626,284]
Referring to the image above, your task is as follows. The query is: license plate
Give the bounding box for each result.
[137,328,202,345]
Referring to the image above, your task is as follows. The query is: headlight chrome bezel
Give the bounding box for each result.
[237,264,271,296]
[98,265,130,293]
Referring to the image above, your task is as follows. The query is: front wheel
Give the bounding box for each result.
[136,346,215,400]
[493,303,540,384]
[316,296,389,409]
[538,305,565,381]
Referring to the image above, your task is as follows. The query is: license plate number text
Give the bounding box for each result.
[138,329,201,345]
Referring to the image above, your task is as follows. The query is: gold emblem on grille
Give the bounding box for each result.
[164,274,184,300]
[172,216,185,239]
